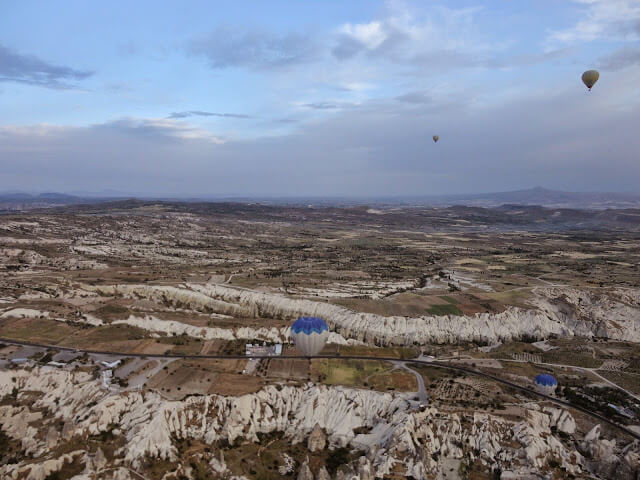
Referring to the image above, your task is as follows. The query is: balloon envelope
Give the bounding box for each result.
[535,374,558,387]
[432,135,439,143]
[535,373,558,394]
[582,70,599,90]
[291,317,329,356]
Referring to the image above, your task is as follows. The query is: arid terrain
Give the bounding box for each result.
[1,201,639,480]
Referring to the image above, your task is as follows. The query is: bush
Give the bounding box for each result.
[326,447,350,475]
[39,352,53,364]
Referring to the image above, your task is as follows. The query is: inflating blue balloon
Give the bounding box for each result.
[291,317,329,356]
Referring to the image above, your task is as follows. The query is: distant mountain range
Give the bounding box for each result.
[1,187,639,211]
[402,187,640,209]
[0,192,111,205]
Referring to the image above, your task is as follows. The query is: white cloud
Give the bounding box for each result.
[332,3,491,63]
[0,118,225,148]
[337,81,376,92]
[3,65,639,196]
[0,124,69,138]
[97,117,226,144]
[339,21,387,50]
[549,0,640,44]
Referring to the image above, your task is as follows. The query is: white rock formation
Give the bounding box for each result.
[297,458,314,480]
[1,367,638,479]
[85,282,640,345]
[581,425,617,461]
[0,308,49,319]
[74,313,356,345]
[531,287,640,343]
[307,423,327,452]
[316,466,331,480]
[544,406,576,435]
[7,450,85,480]
[0,405,44,456]
[511,409,582,474]
[279,453,295,475]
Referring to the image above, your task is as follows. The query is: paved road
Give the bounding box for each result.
[393,361,428,404]
[125,358,177,390]
[505,358,640,403]
[1,336,638,441]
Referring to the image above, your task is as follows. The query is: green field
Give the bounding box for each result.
[597,370,640,395]
[426,304,462,316]
[328,344,418,359]
[311,359,417,391]
[0,318,73,344]
[156,335,204,355]
[543,351,603,369]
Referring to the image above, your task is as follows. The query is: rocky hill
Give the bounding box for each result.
[84,283,640,346]
[0,367,637,479]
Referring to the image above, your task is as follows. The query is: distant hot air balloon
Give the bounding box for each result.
[582,70,599,91]
[291,317,329,356]
[432,135,439,143]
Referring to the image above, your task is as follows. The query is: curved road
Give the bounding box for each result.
[504,359,640,403]
[1,337,638,441]
[392,361,428,404]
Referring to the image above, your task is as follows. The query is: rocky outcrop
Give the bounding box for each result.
[544,406,576,435]
[531,287,640,343]
[45,426,59,449]
[511,409,582,474]
[316,467,331,480]
[307,424,327,452]
[8,450,85,480]
[0,405,45,456]
[356,456,375,480]
[279,453,295,475]
[578,425,632,479]
[297,458,314,480]
[581,425,617,462]
[87,282,640,346]
[209,451,227,474]
[0,308,49,319]
[85,447,107,472]
[1,367,638,479]
[109,314,356,345]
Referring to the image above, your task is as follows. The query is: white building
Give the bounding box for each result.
[102,369,113,389]
[245,343,283,357]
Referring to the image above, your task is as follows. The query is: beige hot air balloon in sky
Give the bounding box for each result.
[432,135,439,143]
[582,70,599,91]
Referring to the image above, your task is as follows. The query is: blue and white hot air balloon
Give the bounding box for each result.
[291,317,329,356]
[535,374,558,395]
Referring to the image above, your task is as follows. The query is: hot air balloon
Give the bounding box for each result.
[582,70,599,91]
[432,135,439,143]
[291,316,329,356]
[534,374,558,395]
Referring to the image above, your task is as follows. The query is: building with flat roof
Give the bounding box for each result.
[245,343,283,357]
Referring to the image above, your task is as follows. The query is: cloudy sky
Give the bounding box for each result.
[1,0,639,197]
